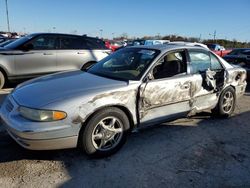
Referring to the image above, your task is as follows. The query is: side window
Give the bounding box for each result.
[84,38,107,49]
[210,53,223,70]
[59,36,86,49]
[189,51,210,73]
[153,51,187,79]
[242,50,250,56]
[29,35,57,50]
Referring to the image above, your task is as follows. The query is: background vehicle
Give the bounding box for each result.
[144,40,170,46]
[0,45,246,157]
[0,39,16,47]
[0,33,110,89]
[109,41,126,51]
[169,41,209,49]
[129,39,146,46]
[207,43,231,57]
[223,48,250,79]
[0,37,12,44]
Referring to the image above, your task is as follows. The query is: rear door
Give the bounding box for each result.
[56,35,89,71]
[83,37,110,62]
[14,34,58,76]
[187,50,225,113]
[56,36,109,71]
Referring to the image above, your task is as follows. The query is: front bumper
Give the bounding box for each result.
[0,95,79,150]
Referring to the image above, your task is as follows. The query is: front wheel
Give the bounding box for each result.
[80,107,130,157]
[212,86,236,118]
[0,71,5,89]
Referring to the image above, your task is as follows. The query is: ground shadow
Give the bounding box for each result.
[0,109,250,187]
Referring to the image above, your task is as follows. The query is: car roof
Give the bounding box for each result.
[28,33,99,39]
[127,44,209,53]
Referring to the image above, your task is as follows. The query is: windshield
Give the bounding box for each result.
[4,34,35,49]
[87,48,160,81]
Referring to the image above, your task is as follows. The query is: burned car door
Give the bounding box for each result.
[139,50,192,125]
[188,50,225,114]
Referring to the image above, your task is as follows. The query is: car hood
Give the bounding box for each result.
[12,71,128,108]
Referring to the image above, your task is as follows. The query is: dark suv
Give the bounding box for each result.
[0,33,111,89]
[223,48,250,79]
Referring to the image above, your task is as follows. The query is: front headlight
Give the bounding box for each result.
[19,106,67,122]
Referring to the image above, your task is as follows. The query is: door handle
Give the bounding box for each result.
[43,53,53,55]
[77,52,85,54]
[181,83,190,89]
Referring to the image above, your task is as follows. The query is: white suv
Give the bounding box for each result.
[0,33,111,89]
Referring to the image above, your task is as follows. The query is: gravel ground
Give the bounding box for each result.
[0,86,250,188]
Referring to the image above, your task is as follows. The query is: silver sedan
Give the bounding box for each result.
[0,44,247,157]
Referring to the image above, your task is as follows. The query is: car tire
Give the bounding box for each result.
[0,71,5,89]
[212,86,236,118]
[81,61,96,71]
[81,107,130,157]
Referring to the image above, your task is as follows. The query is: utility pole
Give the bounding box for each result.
[199,34,202,42]
[213,30,216,42]
[99,29,103,39]
[5,0,10,32]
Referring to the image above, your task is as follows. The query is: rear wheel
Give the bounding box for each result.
[0,71,5,89]
[81,107,130,157]
[212,87,236,118]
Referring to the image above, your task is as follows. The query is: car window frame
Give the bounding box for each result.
[209,52,225,70]
[57,35,87,50]
[188,49,212,74]
[23,34,59,51]
[83,37,107,50]
[143,49,189,82]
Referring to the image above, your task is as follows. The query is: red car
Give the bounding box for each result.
[207,44,231,57]
[105,40,125,51]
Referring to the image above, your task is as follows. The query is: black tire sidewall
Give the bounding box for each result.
[82,107,130,157]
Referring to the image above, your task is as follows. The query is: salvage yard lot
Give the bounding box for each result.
[0,86,250,188]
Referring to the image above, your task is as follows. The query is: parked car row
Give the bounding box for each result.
[0,43,247,157]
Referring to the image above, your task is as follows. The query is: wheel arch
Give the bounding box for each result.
[0,65,8,80]
[82,105,135,129]
[77,105,135,147]
[81,61,97,70]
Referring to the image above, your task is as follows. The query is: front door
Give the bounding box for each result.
[15,34,58,76]
[139,50,192,125]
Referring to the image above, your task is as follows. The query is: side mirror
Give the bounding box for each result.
[147,72,154,81]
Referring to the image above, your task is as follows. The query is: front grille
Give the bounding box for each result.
[5,99,14,112]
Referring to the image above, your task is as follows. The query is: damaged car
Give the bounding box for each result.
[0,44,247,157]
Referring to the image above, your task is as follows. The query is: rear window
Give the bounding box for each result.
[59,36,86,49]
[84,38,108,50]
